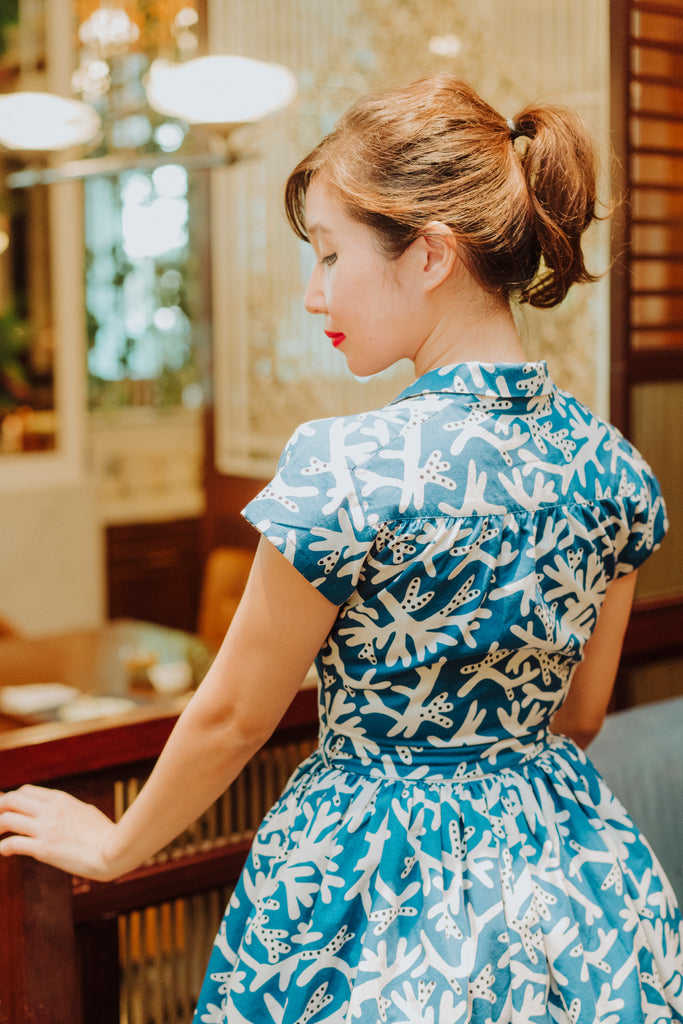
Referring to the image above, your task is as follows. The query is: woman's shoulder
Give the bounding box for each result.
[279,400,425,473]
[558,388,660,485]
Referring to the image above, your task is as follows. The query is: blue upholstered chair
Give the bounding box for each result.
[587,696,683,909]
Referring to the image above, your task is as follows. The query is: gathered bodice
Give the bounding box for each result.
[244,361,666,777]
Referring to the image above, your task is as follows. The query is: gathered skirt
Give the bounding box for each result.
[193,734,683,1024]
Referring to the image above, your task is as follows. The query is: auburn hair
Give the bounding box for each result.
[284,74,601,309]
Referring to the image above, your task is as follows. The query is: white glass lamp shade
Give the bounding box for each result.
[0,92,101,152]
[145,55,298,126]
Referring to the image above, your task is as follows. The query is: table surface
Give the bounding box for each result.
[0,618,215,734]
[0,619,319,790]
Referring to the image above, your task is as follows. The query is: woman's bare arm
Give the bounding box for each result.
[0,537,339,880]
[551,571,638,748]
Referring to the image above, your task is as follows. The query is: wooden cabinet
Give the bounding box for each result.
[105,518,202,633]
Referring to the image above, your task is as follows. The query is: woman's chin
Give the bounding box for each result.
[343,352,397,381]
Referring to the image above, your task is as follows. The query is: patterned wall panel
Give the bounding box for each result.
[208,0,611,477]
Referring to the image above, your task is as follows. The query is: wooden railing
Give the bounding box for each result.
[0,688,318,1024]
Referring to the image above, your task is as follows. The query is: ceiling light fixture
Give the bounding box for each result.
[144,55,298,127]
[0,92,101,152]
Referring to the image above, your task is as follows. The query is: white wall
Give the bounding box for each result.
[0,0,108,637]
[0,483,105,636]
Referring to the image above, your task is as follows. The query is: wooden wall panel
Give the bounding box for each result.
[611,0,683,701]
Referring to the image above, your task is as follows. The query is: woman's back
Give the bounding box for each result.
[246,360,665,769]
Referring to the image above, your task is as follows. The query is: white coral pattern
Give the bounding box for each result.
[195,362,681,1024]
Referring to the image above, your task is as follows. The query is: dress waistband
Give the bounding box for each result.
[318,725,563,783]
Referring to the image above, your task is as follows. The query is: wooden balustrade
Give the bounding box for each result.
[0,688,318,1024]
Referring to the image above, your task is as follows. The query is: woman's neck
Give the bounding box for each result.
[413,298,526,378]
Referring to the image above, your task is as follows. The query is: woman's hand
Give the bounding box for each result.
[0,785,122,881]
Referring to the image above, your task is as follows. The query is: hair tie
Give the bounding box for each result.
[507,118,521,142]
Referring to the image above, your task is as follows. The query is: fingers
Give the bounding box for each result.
[0,785,45,840]
[0,832,40,859]
[0,786,69,855]
[0,789,40,859]
[0,783,51,813]
[0,785,119,880]
[0,790,39,861]
[0,809,38,837]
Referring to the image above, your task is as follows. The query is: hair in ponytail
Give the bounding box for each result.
[284,74,601,309]
[510,102,600,307]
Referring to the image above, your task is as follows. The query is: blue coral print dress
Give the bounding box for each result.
[195,361,683,1024]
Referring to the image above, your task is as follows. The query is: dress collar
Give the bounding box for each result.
[391,361,554,404]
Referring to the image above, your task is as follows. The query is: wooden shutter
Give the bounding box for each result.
[611,0,683,704]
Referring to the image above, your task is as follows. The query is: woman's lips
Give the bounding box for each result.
[325,331,346,348]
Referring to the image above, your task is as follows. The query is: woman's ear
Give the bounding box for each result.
[413,222,457,291]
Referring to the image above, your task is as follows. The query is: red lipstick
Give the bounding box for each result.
[325,331,346,348]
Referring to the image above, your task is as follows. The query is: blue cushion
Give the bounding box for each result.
[587,697,683,909]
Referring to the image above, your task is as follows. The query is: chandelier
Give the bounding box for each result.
[0,2,298,187]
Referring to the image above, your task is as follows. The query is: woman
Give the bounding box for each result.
[1,76,681,1023]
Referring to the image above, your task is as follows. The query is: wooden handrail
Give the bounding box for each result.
[0,687,319,1024]
[0,686,317,788]
[72,840,255,923]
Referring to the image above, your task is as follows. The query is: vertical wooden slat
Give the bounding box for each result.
[610,0,633,435]
[78,919,120,1024]
[0,859,79,1024]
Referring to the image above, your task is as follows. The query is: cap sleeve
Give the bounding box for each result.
[242,417,377,605]
[613,449,668,576]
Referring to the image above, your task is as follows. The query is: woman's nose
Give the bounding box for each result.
[304,265,327,315]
